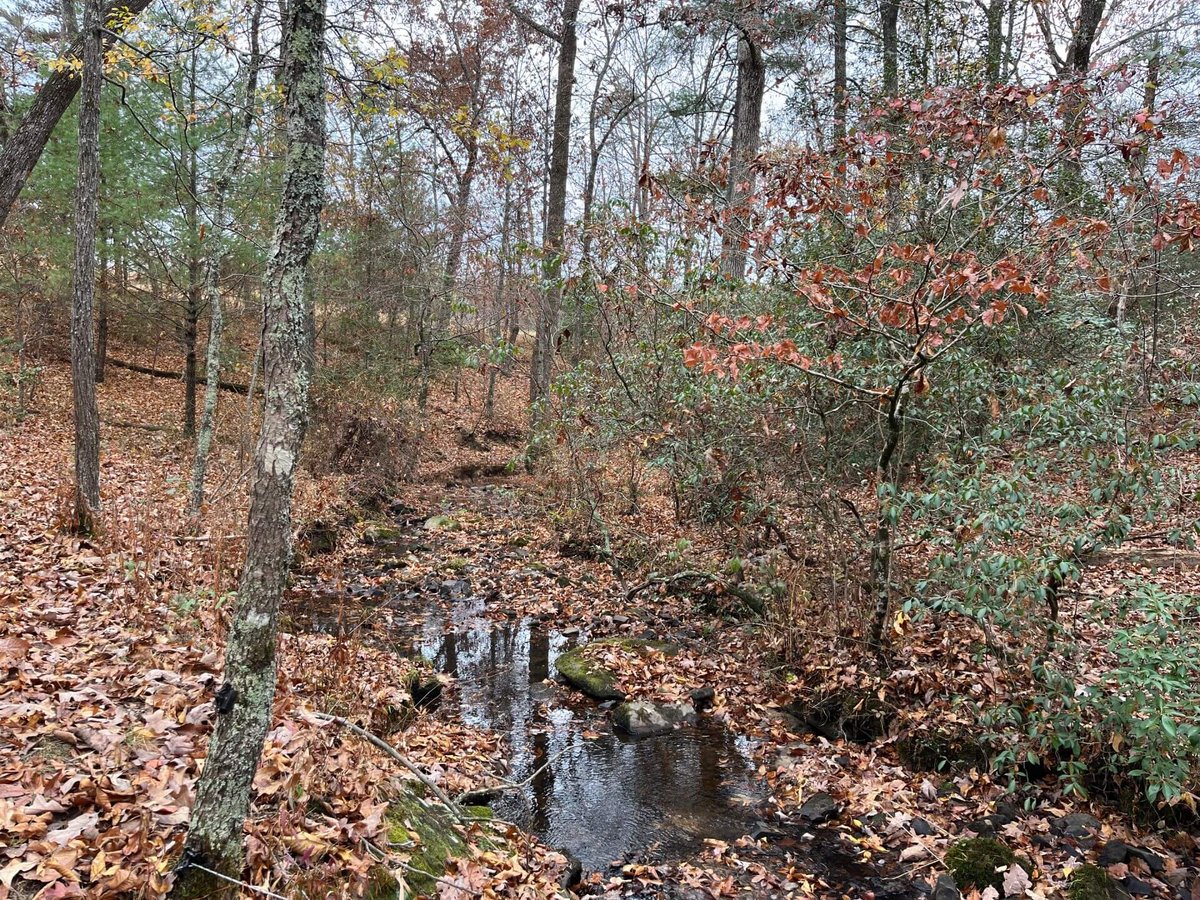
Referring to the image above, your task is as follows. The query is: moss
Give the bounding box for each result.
[1067,864,1130,899]
[464,805,493,820]
[423,515,460,532]
[554,637,678,702]
[946,837,1018,893]
[362,523,404,544]
[382,783,466,897]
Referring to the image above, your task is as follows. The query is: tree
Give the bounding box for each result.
[189,0,265,517]
[169,0,327,891]
[720,26,765,279]
[69,0,102,533]
[528,0,581,411]
[0,0,154,229]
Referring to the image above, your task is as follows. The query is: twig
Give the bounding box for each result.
[310,711,465,823]
[456,745,573,803]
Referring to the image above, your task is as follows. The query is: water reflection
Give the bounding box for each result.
[399,603,762,871]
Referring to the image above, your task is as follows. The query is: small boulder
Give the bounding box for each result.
[690,686,716,712]
[438,578,471,599]
[931,875,961,900]
[554,638,678,702]
[913,817,935,837]
[1053,813,1102,842]
[798,792,839,825]
[424,514,460,532]
[613,700,695,737]
[1099,841,1135,867]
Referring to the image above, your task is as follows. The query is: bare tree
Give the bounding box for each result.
[169,0,327,892]
[720,26,765,280]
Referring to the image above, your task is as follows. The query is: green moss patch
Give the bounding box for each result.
[1067,864,1131,899]
[382,783,466,897]
[946,837,1018,894]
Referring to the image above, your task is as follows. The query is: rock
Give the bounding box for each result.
[557,848,583,889]
[946,838,1017,894]
[1067,863,1132,899]
[438,578,471,599]
[913,817,935,836]
[798,793,839,825]
[1099,840,1135,867]
[1053,813,1102,841]
[362,523,404,544]
[553,637,678,702]
[690,686,716,712]
[750,820,785,841]
[1127,847,1164,875]
[424,514,460,532]
[368,783,466,898]
[613,700,695,737]
[1124,877,1155,897]
[931,874,961,900]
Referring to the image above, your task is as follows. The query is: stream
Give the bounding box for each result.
[293,500,917,896]
[397,594,764,872]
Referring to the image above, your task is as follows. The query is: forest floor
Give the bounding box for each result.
[1,354,1197,899]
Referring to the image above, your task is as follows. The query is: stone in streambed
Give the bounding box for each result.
[797,792,839,824]
[553,637,678,702]
[613,700,696,737]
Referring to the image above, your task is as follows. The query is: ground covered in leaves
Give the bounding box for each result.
[2,358,1198,899]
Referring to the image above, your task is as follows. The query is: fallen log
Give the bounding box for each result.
[108,358,250,395]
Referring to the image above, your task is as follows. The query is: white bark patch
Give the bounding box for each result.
[265,445,295,478]
[245,611,270,630]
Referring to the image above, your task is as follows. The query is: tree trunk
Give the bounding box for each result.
[984,0,1005,83]
[69,0,102,534]
[0,0,154,230]
[95,224,108,384]
[720,30,765,281]
[529,0,581,411]
[182,61,200,438]
[833,0,848,144]
[881,0,900,97]
[190,0,263,517]
[169,0,326,892]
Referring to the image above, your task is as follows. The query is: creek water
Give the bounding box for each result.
[395,594,764,872]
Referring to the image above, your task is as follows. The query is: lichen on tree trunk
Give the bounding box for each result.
[170,0,327,894]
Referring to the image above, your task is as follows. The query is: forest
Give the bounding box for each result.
[1,0,1199,896]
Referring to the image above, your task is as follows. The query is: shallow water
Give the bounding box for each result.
[398,595,764,871]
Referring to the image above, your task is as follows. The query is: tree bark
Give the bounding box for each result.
[984,0,1005,83]
[833,0,848,144]
[95,224,109,384]
[70,0,102,534]
[0,0,154,230]
[881,0,900,97]
[169,0,326,892]
[529,0,581,410]
[720,29,765,281]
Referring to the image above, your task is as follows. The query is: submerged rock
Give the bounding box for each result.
[613,700,696,737]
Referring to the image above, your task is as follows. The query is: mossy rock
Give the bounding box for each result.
[897,728,990,773]
[1067,864,1132,899]
[362,523,404,545]
[380,782,466,897]
[554,637,678,702]
[424,515,460,532]
[946,837,1018,894]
